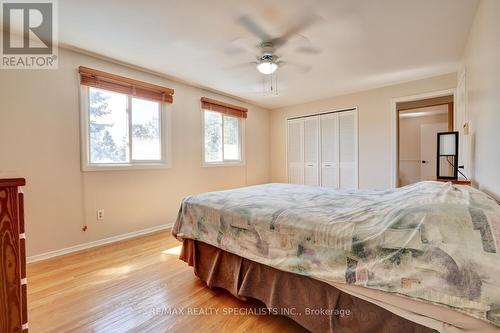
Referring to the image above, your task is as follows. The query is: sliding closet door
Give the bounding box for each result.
[287,119,304,184]
[320,113,339,188]
[287,109,357,189]
[338,111,358,189]
[304,116,320,186]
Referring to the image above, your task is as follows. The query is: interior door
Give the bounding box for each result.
[338,111,358,189]
[304,116,319,186]
[420,122,448,180]
[287,119,304,184]
[320,113,339,188]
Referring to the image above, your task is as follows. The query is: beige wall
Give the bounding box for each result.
[399,108,448,186]
[0,48,271,257]
[270,74,457,189]
[6,0,499,257]
[463,0,500,200]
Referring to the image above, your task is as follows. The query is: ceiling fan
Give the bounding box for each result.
[230,13,323,76]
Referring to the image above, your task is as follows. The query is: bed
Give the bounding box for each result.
[172,181,500,332]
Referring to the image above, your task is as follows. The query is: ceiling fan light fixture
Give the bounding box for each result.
[257,61,278,75]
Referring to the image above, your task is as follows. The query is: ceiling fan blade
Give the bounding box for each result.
[225,47,247,55]
[295,45,322,54]
[224,61,258,71]
[237,15,271,42]
[224,38,258,55]
[272,13,320,48]
[225,62,261,79]
[279,61,311,73]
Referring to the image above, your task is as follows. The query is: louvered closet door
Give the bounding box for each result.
[303,116,320,186]
[287,119,304,184]
[338,111,358,189]
[320,113,339,188]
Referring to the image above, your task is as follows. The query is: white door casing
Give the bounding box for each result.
[390,89,456,188]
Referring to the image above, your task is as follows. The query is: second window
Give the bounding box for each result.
[203,109,243,165]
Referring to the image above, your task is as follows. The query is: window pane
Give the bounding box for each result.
[89,87,129,164]
[223,115,240,160]
[131,98,161,160]
[204,110,223,162]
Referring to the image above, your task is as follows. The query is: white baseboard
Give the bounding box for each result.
[27,223,173,263]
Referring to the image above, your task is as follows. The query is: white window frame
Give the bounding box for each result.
[80,86,172,171]
[201,109,245,167]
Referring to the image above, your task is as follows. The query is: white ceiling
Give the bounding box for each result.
[58,0,479,109]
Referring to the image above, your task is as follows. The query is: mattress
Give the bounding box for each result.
[172,181,500,331]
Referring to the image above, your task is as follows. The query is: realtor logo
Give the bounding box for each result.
[1,0,58,69]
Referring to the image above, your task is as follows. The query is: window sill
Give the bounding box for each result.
[82,163,170,172]
[202,161,245,168]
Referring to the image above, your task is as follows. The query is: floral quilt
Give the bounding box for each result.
[172,181,500,326]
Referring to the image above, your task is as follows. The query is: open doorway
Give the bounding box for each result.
[397,95,454,187]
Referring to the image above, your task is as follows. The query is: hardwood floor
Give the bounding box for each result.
[27,231,308,333]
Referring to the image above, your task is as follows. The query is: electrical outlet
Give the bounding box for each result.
[96,209,105,221]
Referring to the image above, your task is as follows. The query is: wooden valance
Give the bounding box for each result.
[79,66,174,103]
[201,97,248,118]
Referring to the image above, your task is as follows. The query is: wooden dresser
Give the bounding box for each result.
[0,178,28,333]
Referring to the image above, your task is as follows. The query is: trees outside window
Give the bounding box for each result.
[203,110,242,165]
[83,87,167,170]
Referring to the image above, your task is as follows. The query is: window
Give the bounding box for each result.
[81,86,170,170]
[203,110,244,165]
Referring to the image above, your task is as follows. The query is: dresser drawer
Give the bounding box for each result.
[0,178,27,333]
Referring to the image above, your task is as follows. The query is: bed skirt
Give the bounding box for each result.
[179,239,435,333]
